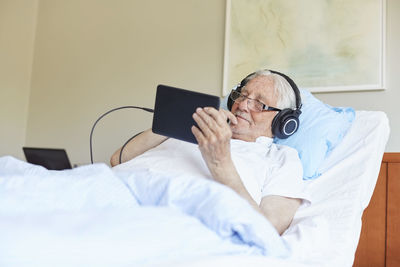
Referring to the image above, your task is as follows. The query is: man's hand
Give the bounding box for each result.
[191,107,237,174]
[191,107,247,209]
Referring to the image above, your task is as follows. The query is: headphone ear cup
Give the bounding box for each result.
[271,109,300,139]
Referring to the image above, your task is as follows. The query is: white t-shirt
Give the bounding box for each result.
[114,137,308,205]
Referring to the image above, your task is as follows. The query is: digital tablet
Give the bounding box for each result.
[152,84,220,144]
[23,147,72,170]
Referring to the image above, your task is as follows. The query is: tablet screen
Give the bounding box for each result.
[152,85,220,144]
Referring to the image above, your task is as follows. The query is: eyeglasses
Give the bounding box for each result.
[229,90,282,112]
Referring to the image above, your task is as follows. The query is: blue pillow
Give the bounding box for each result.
[274,89,355,179]
[220,90,355,180]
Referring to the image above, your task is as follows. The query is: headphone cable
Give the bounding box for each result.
[89,106,154,164]
[118,131,144,164]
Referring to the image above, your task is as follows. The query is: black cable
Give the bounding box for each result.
[118,131,144,164]
[89,106,154,164]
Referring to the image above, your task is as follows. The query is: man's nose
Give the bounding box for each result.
[237,98,249,111]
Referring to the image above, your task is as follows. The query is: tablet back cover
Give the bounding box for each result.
[152,85,220,144]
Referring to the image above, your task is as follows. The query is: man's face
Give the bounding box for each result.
[230,75,278,142]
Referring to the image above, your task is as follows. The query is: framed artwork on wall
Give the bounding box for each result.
[222,0,386,95]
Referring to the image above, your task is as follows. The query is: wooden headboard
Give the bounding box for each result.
[353,153,400,267]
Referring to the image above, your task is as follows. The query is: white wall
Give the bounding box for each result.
[315,0,400,152]
[2,0,399,165]
[25,0,226,165]
[0,0,38,159]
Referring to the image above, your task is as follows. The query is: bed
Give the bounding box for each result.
[354,152,400,267]
[0,110,390,267]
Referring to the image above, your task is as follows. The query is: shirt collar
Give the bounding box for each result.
[255,136,274,146]
[231,136,273,146]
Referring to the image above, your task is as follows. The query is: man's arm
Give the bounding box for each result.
[195,152,300,235]
[110,129,168,167]
[259,195,301,235]
[191,107,300,235]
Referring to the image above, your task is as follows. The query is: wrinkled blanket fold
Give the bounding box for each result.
[117,167,289,257]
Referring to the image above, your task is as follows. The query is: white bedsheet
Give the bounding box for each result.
[0,111,389,267]
[282,111,390,266]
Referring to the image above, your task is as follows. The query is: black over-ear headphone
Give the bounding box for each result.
[227,69,302,139]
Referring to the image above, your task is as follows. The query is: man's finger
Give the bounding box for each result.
[202,107,225,126]
[195,108,219,131]
[203,107,237,127]
[193,111,214,137]
[191,125,205,144]
[221,109,237,125]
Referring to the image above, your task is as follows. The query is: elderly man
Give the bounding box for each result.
[111,70,306,235]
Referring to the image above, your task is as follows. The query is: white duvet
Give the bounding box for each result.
[0,111,389,267]
[0,158,289,266]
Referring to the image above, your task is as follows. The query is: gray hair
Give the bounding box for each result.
[242,70,296,110]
